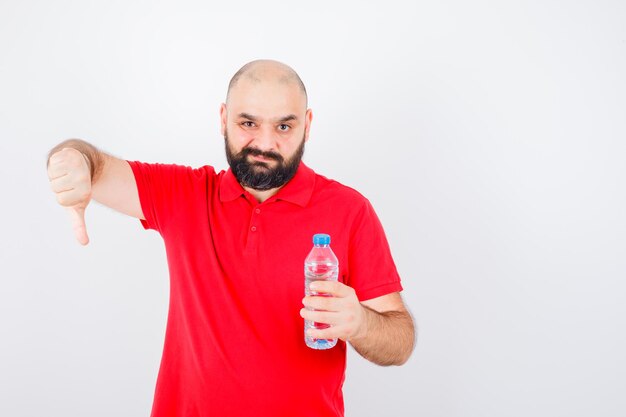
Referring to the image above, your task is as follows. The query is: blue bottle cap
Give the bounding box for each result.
[313,234,331,245]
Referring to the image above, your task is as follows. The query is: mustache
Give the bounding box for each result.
[240,146,283,162]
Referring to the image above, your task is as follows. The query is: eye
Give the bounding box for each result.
[278,124,290,132]
[242,121,255,128]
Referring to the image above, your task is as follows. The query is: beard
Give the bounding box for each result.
[224,131,305,191]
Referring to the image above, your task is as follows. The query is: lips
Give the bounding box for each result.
[243,147,282,163]
[251,154,274,162]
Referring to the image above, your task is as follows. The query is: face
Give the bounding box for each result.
[224,129,305,190]
[220,77,313,191]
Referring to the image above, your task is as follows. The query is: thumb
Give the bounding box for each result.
[67,206,89,245]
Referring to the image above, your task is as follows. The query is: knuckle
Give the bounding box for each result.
[60,151,80,166]
[58,191,81,207]
[62,147,78,156]
[49,153,63,164]
[76,157,89,170]
[56,194,70,206]
[80,189,91,201]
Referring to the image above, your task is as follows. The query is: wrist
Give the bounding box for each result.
[80,151,94,181]
[350,304,371,343]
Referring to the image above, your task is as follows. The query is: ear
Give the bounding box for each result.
[220,103,227,136]
[304,108,313,142]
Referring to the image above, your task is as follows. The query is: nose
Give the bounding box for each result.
[250,126,277,152]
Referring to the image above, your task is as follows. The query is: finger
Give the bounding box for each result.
[68,206,89,245]
[306,326,343,341]
[309,280,353,297]
[300,309,342,325]
[48,172,69,182]
[302,295,342,312]
[47,148,75,168]
[49,175,75,193]
[56,188,89,207]
[47,149,68,166]
[47,162,69,180]
[47,148,87,176]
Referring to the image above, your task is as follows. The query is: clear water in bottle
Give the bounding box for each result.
[304,234,339,349]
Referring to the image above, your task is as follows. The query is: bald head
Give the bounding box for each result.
[226,59,308,107]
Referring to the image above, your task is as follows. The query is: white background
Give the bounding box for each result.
[1,1,625,416]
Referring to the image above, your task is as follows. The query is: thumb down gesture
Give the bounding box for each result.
[47,148,93,245]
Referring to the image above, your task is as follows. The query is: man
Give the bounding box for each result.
[47,59,415,417]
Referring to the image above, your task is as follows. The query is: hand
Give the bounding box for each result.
[300,281,368,342]
[47,148,92,245]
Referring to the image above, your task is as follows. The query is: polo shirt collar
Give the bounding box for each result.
[219,162,315,207]
[273,162,315,207]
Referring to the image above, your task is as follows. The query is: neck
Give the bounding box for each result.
[244,185,284,203]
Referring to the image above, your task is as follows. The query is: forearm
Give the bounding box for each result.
[47,138,105,183]
[349,305,416,366]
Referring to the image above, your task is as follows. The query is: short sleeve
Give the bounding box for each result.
[126,160,213,234]
[347,199,403,301]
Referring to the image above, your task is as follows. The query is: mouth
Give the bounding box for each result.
[250,154,277,163]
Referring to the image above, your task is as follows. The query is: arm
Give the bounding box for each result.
[350,292,416,366]
[47,138,144,244]
[301,282,416,366]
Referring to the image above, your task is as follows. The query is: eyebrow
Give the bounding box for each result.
[237,112,299,123]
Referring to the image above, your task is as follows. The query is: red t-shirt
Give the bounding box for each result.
[127,160,403,417]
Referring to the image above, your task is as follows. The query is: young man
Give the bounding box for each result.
[47,59,415,417]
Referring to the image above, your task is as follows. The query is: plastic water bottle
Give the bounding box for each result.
[304,233,339,349]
